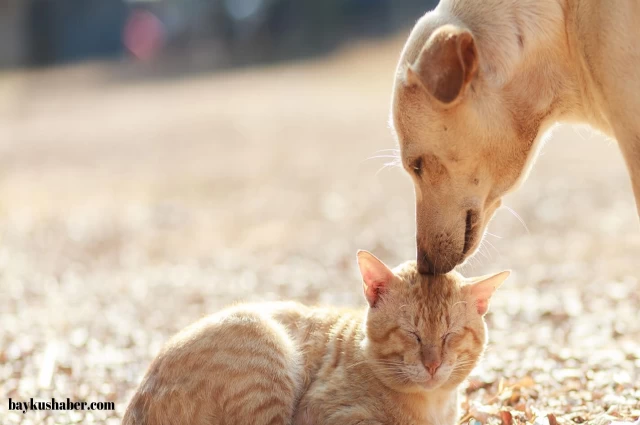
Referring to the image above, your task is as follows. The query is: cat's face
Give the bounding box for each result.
[357,251,509,393]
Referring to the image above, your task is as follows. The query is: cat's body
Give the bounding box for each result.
[123,253,509,425]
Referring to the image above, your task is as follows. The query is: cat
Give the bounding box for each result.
[122,250,509,425]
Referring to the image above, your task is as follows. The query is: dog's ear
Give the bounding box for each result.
[406,25,478,105]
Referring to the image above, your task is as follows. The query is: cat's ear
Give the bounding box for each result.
[464,270,510,315]
[357,250,394,308]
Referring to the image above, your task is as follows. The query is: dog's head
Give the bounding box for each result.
[392,16,546,274]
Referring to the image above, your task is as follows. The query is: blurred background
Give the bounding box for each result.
[0,1,639,424]
[1,0,429,70]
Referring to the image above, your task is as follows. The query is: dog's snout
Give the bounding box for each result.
[417,208,480,275]
[417,247,434,275]
[462,209,480,255]
[417,240,458,275]
[417,246,452,274]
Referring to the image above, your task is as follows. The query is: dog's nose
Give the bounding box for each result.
[417,244,459,274]
[417,247,434,275]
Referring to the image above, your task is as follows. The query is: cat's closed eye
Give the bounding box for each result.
[408,331,422,344]
[443,331,465,347]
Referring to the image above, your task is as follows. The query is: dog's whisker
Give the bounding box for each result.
[476,240,491,261]
[370,148,401,154]
[501,205,530,234]
[375,161,402,176]
[364,155,402,163]
[482,238,501,258]
[367,155,401,160]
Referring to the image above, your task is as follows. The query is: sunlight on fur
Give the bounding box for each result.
[123,251,509,425]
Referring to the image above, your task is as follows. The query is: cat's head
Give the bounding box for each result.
[357,250,509,393]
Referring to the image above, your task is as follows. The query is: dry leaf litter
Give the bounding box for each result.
[0,37,638,424]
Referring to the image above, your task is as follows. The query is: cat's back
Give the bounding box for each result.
[123,302,307,425]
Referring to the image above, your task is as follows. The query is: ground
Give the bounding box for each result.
[0,36,638,425]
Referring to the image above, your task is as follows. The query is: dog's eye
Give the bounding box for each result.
[412,158,423,177]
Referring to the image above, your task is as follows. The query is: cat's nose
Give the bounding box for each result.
[421,345,442,375]
[424,360,441,376]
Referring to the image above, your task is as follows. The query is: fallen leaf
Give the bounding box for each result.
[515,376,536,389]
[500,410,513,425]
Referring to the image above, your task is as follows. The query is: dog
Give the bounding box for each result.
[390,0,640,274]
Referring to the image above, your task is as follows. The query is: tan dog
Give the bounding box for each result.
[391,0,640,274]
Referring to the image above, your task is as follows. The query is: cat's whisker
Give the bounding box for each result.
[345,361,367,370]
[451,367,475,373]
[453,359,477,365]
[450,367,475,375]
[454,358,476,366]
[370,359,406,365]
[453,359,476,366]
[451,361,477,369]
[449,368,474,378]
[451,363,476,371]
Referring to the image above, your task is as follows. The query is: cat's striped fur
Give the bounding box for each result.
[123,251,509,425]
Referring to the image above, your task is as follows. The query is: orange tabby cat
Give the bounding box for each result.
[123,251,509,425]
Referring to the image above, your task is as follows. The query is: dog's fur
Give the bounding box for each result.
[391,0,640,274]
